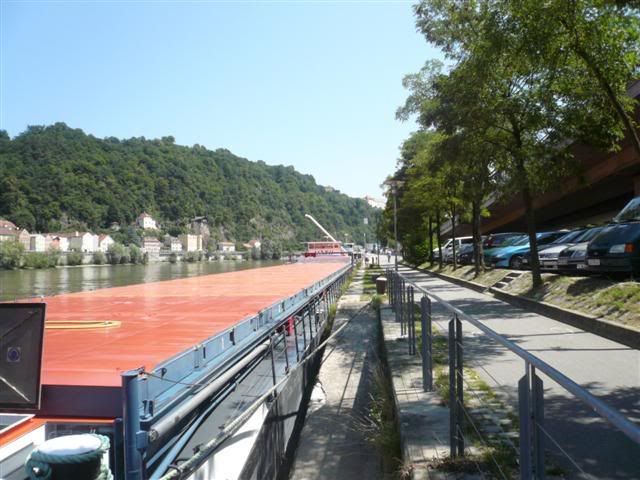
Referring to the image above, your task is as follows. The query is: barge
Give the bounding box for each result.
[0,260,352,479]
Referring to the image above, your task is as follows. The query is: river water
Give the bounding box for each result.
[0,260,283,301]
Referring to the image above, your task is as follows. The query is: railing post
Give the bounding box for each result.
[533,368,546,480]
[122,369,146,480]
[519,365,532,480]
[307,309,314,340]
[293,317,300,362]
[408,286,415,355]
[282,331,290,373]
[400,280,405,336]
[455,314,464,457]
[519,363,545,480]
[421,295,432,391]
[269,334,277,385]
[448,318,457,458]
[301,313,307,350]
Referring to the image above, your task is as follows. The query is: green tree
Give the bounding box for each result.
[408,0,639,287]
[0,240,25,269]
[107,243,126,265]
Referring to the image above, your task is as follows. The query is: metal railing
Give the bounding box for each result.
[386,268,640,479]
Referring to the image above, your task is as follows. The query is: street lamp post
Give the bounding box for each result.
[384,179,404,272]
[393,190,398,271]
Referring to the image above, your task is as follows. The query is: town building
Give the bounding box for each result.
[49,235,69,252]
[0,218,18,231]
[66,232,99,252]
[179,234,203,252]
[0,226,18,243]
[136,212,158,230]
[168,237,182,252]
[243,239,262,250]
[217,241,236,253]
[363,195,385,209]
[142,237,162,261]
[29,234,46,252]
[18,230,31,250]
[98,234,115,252]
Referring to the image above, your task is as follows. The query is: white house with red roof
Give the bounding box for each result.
[136,212,158,230]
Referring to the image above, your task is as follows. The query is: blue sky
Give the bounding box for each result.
[1,0,440,198]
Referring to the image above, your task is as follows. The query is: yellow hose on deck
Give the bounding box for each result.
[45,320,121,330]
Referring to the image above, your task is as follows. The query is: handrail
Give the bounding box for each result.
[392,269,640,445]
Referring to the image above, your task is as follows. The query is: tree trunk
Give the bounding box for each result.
[436,209,443,268]
[522,184,542,288]
[472,199,483,276]
[451,205,457,269]
[428,216,434,265]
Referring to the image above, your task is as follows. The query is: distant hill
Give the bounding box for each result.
[0,123,378,249]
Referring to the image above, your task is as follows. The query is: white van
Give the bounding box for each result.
[433,236,473,263]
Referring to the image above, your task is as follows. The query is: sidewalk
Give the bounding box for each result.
[393,264,640,480]
[289,267,383,480]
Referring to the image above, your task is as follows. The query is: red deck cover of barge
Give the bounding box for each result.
[41,262,346,388]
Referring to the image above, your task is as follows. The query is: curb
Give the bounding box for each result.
[410,265,640,350]
[489,288,640,350]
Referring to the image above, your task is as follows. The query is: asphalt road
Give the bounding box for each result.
[396,264,640,480]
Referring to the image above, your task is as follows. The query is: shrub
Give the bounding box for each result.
[120,248,131,264]
[93,251,106,265]
[47,248,61,267]
[168,252,178,264]
[24,253,52,269]
[67,250,84,266]
[0,240,25,269]
[107,243,126,265]
[129,245,142,264]
[184,251,201,262]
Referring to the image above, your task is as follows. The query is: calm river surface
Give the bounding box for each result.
[0,260,283,301]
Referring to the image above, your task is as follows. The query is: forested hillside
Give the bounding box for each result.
[0,123,378,248]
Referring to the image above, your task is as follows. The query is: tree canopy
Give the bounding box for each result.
[0,123,379,249]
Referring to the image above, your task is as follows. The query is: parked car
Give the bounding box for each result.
[433,236,474,263]
[483,234,527,264]
[557,226,605,273]
[483,232,525,249]
[456,237,488,264]
[444,236,474,263]
[523,228,587,270]
[585,197,640,275]
[457,243,475,264]
[489,231,568,269]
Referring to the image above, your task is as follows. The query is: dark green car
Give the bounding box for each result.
[585,197,640,275]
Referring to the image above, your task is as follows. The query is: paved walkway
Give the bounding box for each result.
[396,264,640,480]
[289,267,383,480]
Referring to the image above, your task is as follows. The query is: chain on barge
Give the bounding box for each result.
[0,260,353,480]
